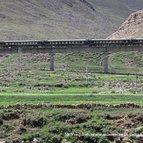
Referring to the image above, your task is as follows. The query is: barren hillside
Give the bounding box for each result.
[0,0,142,40]
[109,10,143,38]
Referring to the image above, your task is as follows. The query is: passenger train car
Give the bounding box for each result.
[0,38,143,48]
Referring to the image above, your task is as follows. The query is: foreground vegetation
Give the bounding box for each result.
[1,53,143,142]
[1,107,143,143]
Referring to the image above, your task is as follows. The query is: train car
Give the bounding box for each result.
[0,41,6,47]
[37,41,50,46]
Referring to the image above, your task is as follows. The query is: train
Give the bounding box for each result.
[0,38,143,47]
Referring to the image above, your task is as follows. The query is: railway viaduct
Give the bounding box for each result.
[0,38,143,73]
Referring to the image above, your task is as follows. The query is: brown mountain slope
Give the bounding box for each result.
[108,10,143,39]
[0,0,142,40]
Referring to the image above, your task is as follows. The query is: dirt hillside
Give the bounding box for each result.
[0,0,142,40]
[108,10,143,38]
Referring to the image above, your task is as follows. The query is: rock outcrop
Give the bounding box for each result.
[109,10,143,38]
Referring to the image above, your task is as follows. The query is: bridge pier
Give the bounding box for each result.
[18,47,22,55]
[49,52,55,71]
[18,47,22,74]
[103,51,109,74]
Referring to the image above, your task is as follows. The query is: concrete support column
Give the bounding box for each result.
[18,47,22,74]
[49,52,55,71]
[18,47,22,55]
[103,50,109,74]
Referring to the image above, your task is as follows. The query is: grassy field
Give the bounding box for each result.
[1,92,143,105]
[1,53,143,142]
[1,52,143,106]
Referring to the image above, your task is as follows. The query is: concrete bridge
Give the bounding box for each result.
[0,38,143,73]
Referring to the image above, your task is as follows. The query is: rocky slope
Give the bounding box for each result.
[109,10,143,38]
[0,0,142,40]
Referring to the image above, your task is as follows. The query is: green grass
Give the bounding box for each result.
[0,92,143,105]
[1,53,143,106]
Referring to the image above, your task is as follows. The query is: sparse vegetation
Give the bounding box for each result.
[0,1,143,142]
[0,0,142,40]
[1,52,143,142]
[0,107,143,142]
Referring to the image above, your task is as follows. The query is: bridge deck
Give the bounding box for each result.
[0,38,143,53]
